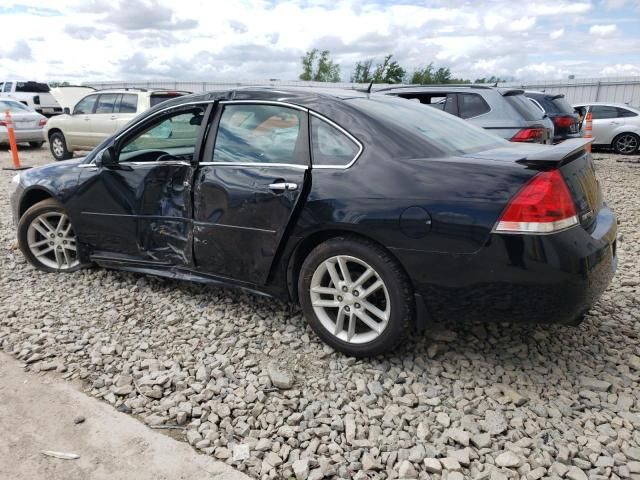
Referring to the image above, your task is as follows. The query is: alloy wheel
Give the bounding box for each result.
[52,138,64,158]
[26,212,79,270]
[310,255,390,344]
[615,134,639,154]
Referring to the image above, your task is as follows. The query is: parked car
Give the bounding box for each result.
[45,88,191,160]
[10,89,616,356]
[525,91,581,143]
[0,80,61,116]
[377,85,554,144]
[0,98,47,148]
[573,102,640,155]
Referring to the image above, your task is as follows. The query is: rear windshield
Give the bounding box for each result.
[504,94,544,121]
[348,96,506,155]
[532,94,575,115]
[16,81,50,93]
[0,100,32,112]
[150,93,186,108]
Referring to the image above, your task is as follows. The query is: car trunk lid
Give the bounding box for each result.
[465,138,601,228]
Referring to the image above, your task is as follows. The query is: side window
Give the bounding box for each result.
[458,93,491,119]
[73,95,98,115]
[617,107,638,118]
[528,98,545,113]
[120,108,205,161]
[311,116,360,166]
[95,93,119,114]
[213,104,304,165]
[118,94,138,114]
[591,106,618,120]
[4,82,13,92]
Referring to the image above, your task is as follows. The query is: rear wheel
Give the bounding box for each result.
[49,132,72,160]
[298,236,414,357]
[612,133,639,155]
[18,199,83,273]
[29,141,44,149]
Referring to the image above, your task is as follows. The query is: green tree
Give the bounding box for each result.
[410,64,470,84]
[299,49,341,82]
[474,76,506,84]
[410,63,435,84]
[371,55,406,84]
[351,59,373,83]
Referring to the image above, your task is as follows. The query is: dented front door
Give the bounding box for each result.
[70,161,196,265]
[68,105,209,266]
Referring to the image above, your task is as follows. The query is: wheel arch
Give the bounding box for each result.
[19,187,56,219]
[285,229,425,328]
[47,127,63,140]
[611,130,640,153]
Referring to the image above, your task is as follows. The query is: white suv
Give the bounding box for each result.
[45,88,190,160]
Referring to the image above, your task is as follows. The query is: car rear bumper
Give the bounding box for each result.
[0,128,45,144]
[35,107,63,117]
[394,206,617,325]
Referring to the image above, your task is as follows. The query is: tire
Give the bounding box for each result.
[29,141,44,149]
[298,236,414,357]
[612,133,640,155]
[49,131,72,160]
[17,198,84,273]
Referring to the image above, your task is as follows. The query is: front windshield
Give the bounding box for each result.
[0,100,32,113]
[348,96,506,155]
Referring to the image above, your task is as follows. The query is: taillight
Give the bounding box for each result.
[0,120,6,127]
[511,127,545,143]
[38,118,47,127]
[495,170,578,234]
[553,116,574,128]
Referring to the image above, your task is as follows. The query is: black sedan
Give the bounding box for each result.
[10,88,617,356]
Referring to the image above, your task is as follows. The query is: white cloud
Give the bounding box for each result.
[0,0,636,83]
[589,24,617,35]
[509,16,537,31]
[600,63,640,75]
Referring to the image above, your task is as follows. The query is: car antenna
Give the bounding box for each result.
[367,80,374,94]
[493,81,498,87]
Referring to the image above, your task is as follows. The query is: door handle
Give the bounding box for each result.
[268,182,298,191]
[110,115,117,120]
[84,117,90,121]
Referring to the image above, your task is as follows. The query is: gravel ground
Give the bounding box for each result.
[1,145,640,480]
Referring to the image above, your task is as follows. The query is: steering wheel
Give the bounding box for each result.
[155,153,178,163]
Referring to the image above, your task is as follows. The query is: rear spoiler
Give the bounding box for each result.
[517,138,594,168]
[499,89,525,96]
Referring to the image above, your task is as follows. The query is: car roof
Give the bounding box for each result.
[376,84,495,93]
[573,101,638,108]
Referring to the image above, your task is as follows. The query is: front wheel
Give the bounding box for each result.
[613,133,639,155]
[49,132,72,160]
[298,236,414,357]
[17,198,83,273]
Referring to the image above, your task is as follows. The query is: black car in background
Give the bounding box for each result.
[525,91,582,143]
[10,88,616,356]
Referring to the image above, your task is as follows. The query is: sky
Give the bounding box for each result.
[1,0,639,83]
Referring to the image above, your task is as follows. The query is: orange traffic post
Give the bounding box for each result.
[583,110,593,153]
[2,110,31,170]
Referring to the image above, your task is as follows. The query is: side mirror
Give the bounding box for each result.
[63,107,71,115]
[100,147,118,168]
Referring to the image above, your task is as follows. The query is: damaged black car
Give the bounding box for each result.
[11,88,617,356]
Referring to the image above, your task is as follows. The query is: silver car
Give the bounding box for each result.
[0,98,47,148]
[574,102,640,155]
[378,85,554,144]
